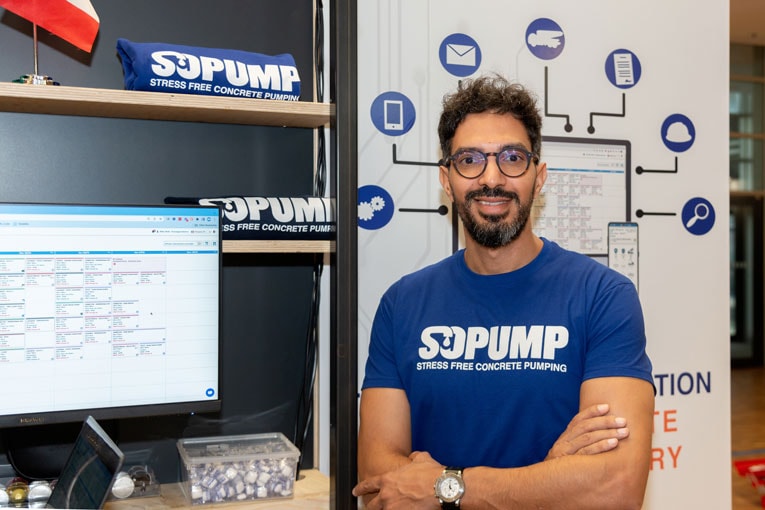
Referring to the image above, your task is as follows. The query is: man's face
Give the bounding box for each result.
[439,111,546,248]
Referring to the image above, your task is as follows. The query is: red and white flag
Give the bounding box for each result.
[0,0,100,53]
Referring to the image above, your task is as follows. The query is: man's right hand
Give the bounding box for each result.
[545,403,629,459]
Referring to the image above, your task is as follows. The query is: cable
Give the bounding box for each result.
[64,455,98,509]
[6,445,48,482]
[313,0,326,196]
[293,0,325,474]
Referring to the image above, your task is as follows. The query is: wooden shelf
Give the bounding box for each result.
[0,83,335,254]
[105,469,329,509]
[0,82,333,127]
[223,239,334,253]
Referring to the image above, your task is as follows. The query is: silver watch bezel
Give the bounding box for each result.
[434,468,465,504]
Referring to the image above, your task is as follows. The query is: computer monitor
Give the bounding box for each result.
[532,136,631,257]
[0,202,222,430]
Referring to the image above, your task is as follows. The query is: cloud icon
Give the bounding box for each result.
[666,121,692,143]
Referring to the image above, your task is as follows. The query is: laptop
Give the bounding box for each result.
[46,416,125,509]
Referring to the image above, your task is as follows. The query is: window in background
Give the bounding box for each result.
[730,44,765,367]
[730,45,764,191]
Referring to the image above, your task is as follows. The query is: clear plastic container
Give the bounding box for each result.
[177,432,300,505]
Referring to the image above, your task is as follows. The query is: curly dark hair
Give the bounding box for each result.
[437,75,543,162]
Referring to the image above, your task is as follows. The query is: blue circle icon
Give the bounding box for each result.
[205,388,215,397]
[439,33,481,77]
[682,197,715,236]
[605,49,641,89]
[526,18,565,60]
[358,185,394,230]
[371,92,416,136]
[661,114,695,153]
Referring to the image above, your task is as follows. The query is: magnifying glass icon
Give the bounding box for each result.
[685,202,709,228]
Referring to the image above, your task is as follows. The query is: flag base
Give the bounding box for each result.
[12,74,60,86]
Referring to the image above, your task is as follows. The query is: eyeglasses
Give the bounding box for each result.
[441,147,538,179]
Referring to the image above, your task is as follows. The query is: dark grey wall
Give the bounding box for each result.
[0,1,317,481]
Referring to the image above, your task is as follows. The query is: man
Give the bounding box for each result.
[353,75,654,509]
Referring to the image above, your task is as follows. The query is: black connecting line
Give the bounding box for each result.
[544,66,629,135]
[635,156,678,174]
[544,66,572,132]
[399,206,449,215]
[391,145,446,215]
[587,93,625,134]
[391,143,441,167]
[390,145,458,251]
[635,209,677,217]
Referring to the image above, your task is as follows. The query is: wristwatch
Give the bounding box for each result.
[434,467,465,509]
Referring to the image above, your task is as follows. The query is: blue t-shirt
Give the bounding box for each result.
[362,239,653,469]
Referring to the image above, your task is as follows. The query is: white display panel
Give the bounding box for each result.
[608,221,639,289]
[532,137,630,256]
[0,203,221,424]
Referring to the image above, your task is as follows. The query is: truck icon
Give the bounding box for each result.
[527,30,564,49]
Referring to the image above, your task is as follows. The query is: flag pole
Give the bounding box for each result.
[33,23,38,76]
[12,23,59,85]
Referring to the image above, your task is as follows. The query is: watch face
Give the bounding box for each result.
[436,473,464,502]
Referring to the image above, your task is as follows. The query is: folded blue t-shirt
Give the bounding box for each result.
[116,38,300,101]
[164,196,335,240]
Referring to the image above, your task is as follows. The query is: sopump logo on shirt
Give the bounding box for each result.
[417,325,569,373]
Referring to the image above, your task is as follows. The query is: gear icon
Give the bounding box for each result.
[369,195,386,211]
[358,201,375,221]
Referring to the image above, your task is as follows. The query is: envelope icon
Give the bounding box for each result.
[446,43,476,67]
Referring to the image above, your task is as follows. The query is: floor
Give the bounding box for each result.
[731,366,765,509]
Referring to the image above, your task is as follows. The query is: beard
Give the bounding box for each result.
[455,185,534,248]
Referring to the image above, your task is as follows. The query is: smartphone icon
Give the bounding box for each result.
[608,222,639,290]
[384,100,404,130]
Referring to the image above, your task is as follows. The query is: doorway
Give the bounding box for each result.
[730,194,764,367]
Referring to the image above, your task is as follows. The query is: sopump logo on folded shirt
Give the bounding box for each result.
[117,39,301,101]
[197,196,335,240]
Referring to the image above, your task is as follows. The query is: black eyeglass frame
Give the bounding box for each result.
[440,146,539,179]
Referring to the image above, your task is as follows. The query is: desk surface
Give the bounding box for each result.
[104,469,329,510]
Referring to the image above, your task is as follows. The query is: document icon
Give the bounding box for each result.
[613,52,634,86]
[446,44,476,66]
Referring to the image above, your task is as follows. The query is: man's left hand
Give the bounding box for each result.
[353,451,443,510]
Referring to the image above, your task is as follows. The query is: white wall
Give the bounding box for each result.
[356,1,731,507]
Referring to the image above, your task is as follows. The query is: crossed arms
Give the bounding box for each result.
[354,376,655,510]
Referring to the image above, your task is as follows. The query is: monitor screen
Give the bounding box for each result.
[532,136,631,257]
[0,203,222,428]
